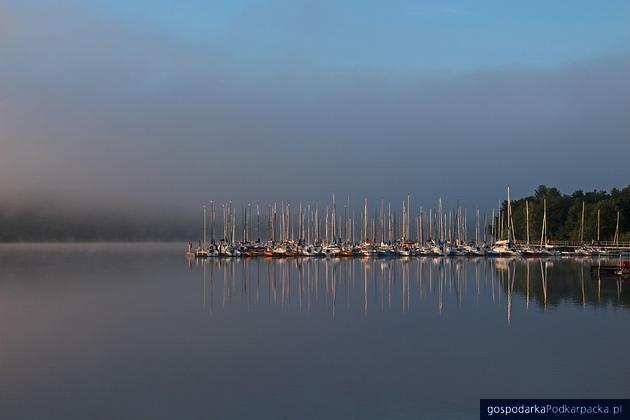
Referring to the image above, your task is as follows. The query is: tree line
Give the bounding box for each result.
[500,185,629,243]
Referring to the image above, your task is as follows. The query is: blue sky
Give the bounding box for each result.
[89,0,630,73]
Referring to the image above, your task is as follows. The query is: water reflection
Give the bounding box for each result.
[190,257,629,322]
[3,244,629,420]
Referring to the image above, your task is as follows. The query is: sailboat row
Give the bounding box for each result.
[187,190,626,258]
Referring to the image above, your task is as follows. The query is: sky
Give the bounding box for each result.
[1,0,629,218]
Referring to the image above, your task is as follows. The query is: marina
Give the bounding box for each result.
[188,190,630,264]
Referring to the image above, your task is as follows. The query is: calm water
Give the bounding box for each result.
[1,243,628,420]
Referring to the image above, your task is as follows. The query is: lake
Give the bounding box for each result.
[1,243,628,419]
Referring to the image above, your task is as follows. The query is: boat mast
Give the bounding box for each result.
[211,201,215,243]
[402,199,406,242]
[273,203,277,242]
[330,193,337,243]
[222,204,226,241]
[450,208,453,244]
[256,204,260,242]
[507,186,514,243]
[298,201,303,242]
[614,211,620,246]
[580,200,584,245]
[420,207,424,244]
[203,204,207,245]
[364,198,368,242]
[543,199,547,246]
[483,212,487,244]
[464,208,468,243]
[475,208,479,246]
[525,200,530,246]
[491,208,495,244]
[380,199,384,243]
[497,202,503,240]
[457,207,461,243]
[371,208,376,241]
[247,203,251,242]
[325,206,329,244]
[405,194,411,241]
[505,188,510,242]
[597,208,600,242]
[388,202,392,242]
[315,206,319,243]
[307,206,312,244]
[352,210,356,243]
[287,204,295,241]
[231,204,236,243]
[438,197,444,242]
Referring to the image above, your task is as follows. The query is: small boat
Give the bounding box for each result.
[322,243,341,257]
[361,245,377,257]
[430,246,444,256]
[195,246,211,258]
[574,247,593,256]
[519,247,543,258]
[591,261,630,278]
[463,244,485,256]
[186,242,195,257]
[339,246,355,257]
[397,247,411,257]
[272,246,288,257]
[377,243,395,257]
[488,240,518,257]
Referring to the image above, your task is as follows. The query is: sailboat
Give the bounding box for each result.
[537,199,559,256]
[591,208,611,256]
[574,201,592,256]
[519,200,543,257]
[488,187,518,257]
[194,205,218,257]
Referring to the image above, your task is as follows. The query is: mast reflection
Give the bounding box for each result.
[191,257,630,324]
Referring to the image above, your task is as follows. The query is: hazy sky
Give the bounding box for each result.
[1,0,629,216]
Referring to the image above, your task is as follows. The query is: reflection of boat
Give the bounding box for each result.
[591,262,630,278]
[187,255,630,317]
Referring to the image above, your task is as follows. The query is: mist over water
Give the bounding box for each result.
[1,243,628,419]
[1,2,629,219]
